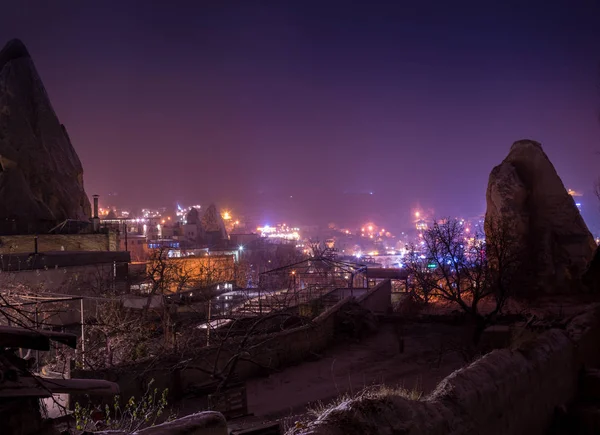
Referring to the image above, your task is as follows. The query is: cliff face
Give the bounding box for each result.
[0,39,91,226]
[485,139,595,294]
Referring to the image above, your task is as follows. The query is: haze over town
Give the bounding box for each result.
[1,0,599,234]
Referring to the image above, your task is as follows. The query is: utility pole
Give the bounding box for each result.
[206,299,212,346]
[80,299,85,369]
[34,306,39,373]
[124,221,128,251]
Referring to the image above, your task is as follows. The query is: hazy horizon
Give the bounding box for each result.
[1,0,598,232]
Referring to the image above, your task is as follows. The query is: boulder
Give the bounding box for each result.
[0,39,91,229]
[485,140,595,295]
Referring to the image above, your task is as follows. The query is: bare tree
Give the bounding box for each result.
[403,218,522,343]
[175,312,303,392]
[80,249,243,367]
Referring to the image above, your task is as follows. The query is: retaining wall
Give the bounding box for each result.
[0,233,117,254]
[293,304,600,435]
[356,279,392,314]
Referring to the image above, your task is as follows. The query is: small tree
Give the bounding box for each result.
[404,218,521,343]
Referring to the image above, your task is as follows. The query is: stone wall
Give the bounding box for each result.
[356,279,392,314]
[292,305,600,435]
[0,232,118,254]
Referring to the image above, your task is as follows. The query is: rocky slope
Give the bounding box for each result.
[0,39,91,227]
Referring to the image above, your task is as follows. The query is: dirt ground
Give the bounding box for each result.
[177,297,597,430]
[243,322,467,423]
[176,321,469,430]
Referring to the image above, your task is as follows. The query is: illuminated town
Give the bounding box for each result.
[94,189,598,271]
[0,3,599,433]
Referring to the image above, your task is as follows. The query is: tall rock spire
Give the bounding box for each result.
[485,139,595,295]
[0,38,91,228]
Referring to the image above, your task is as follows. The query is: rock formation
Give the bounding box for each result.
[185,207,200,225]
[200,204,227,237]
[485,139,596,294]
[0,39,91,230]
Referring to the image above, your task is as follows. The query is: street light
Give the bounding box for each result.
[238,245,244,251]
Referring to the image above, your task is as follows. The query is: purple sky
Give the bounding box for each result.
[1,1,599,231]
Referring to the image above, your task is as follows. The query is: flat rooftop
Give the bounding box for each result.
[0,250,131,271]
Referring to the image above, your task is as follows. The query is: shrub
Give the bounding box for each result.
[74,379,174,433]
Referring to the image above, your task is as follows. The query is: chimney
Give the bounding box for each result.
[93,194,99,219]
[92,194,100,232]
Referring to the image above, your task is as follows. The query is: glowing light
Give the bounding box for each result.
[415,211,420,218]
[257,224,300,241]
[368,225,373,231]
[238,245,244,251]
[222,211,231,220]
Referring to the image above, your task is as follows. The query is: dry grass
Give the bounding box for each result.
[285,383,423,434]
[306,383,423,419]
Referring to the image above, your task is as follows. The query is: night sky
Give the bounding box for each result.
[1,1,599,231]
